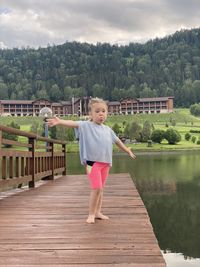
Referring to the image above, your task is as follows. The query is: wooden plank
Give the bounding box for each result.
[0,173,166,266]
[0,175,32,188]
[0,265,166,267]
[2,138,31,148]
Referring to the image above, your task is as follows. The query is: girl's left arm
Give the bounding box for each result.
[115,139,136,160]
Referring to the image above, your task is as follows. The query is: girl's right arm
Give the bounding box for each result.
[47,117,79,128]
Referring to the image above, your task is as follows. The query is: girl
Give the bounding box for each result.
[47,98,136,224]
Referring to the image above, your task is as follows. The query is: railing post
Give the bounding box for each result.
[62,143,67,175]
[49,142,54,180]
[0,130,1,155]
[29,137,36,188]
[0,130,2,180]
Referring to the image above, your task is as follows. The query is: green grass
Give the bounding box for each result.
[1,109,200,152]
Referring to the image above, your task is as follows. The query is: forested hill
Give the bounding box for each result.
[0,28,200,107]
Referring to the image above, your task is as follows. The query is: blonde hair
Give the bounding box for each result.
[88,97,108,112]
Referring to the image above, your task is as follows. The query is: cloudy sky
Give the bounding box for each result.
[0,0,200,49]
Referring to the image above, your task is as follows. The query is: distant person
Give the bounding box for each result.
[47,98,136,224]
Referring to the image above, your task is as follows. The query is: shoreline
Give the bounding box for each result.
[66,144,200,154]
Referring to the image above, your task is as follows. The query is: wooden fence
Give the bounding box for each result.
[0,125,67,191]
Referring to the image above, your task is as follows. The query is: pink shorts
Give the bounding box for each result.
[86,162,110,190]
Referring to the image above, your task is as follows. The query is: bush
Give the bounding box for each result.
[190,103,200,116]
[30,121,44,135]
[185,132,191,141]
[151,129,165,144]
[164,128,181,145]
[141,120,152,142]
[196,140,200,145]
[49,126,75,142]
[123,123,130,138]
[3,121,20,147]
[112,123,121,135]
[191,136,196,143]
[190,129,200,133]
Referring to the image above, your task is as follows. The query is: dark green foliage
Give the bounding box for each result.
[49,126,75,142]
[30,121,44,136]
[190,103,200,116]
[151,129,165,143]
[49,126,57,139]
[185,132,191,141]
[123,123,130,138]
[141,120,152,142]
[129,121,142,141]
[0,28,200,105]
[164,128,181,144]
[112,123,121,136]
[192,136,196,143]
[190,129,200,133]
[3,121,20,147]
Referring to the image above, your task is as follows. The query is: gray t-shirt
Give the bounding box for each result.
[75,121,119,166]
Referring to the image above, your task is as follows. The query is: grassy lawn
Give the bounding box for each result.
[1,108,200,152]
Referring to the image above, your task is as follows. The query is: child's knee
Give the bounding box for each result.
[92,188,102,195]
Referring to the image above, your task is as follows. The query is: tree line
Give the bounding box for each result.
[0,28,200,107]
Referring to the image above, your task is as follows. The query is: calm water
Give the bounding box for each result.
[67,151,200,267]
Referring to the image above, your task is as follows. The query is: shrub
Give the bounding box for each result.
[190,129,200,133]
[123,123,130,138]
[112,123,121,135]
[49,125,75,141]
[190,103,200,116]
[185,132,191,141]
[141,121,152,142]
[164,128,181,145]
[191,136,196,143]
[30,121,44,136]
[3,121,20,147]
[151,129,165,144]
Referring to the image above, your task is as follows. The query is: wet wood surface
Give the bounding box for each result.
[0,173,166,266]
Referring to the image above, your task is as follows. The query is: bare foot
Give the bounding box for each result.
[95,213,109,220]
[86,215,95,224]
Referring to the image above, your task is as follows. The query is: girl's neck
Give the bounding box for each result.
[92,121,104,125]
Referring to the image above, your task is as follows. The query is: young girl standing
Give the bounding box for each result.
[47,98,136,224]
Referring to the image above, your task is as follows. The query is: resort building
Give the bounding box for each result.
[119,97,174,115]
[0,96,173,117]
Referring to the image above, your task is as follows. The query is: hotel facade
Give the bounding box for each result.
[0,96,174,117]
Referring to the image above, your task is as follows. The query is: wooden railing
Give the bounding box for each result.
[0,125,67,192]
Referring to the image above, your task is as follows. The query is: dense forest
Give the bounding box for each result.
[0,28,200,107]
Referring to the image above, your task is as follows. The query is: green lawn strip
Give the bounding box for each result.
[1,109,200,152]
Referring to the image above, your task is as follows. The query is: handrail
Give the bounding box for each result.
[0,125,66,144]
[0,124,67,192]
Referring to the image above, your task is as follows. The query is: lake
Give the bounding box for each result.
[67,151,200,267]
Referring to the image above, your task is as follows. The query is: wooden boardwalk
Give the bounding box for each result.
[0,173,166,267]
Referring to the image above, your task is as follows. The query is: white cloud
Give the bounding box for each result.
[0,0,200,48]
[0,41,7,49]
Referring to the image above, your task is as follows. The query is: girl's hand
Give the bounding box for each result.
[127,147,136,160]
[47,117,61,127]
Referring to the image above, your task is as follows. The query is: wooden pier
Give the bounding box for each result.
[0,173,166,267]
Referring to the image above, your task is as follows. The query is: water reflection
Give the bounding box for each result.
[67,151,200,267]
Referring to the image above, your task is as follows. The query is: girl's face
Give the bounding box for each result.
[90,103,108,124]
